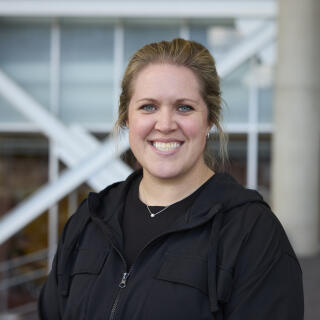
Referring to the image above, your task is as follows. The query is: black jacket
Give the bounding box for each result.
[38,171,304,320]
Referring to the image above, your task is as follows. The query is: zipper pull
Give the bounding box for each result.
[119,272,130,288]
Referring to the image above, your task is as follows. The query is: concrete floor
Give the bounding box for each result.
[299,254,320,320]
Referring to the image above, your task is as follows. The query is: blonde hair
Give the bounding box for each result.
[114,38,228,170]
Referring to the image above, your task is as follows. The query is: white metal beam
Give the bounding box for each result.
[246,59,259,190]
[0,122,115,133]
[0,1,277,18]
[224,123,273,134]
[48,19,60,269]
[0,68,131,190]
[217,22,276,78]
[68,124,131,178]
[0,135,129,245]
[113,21,124,123]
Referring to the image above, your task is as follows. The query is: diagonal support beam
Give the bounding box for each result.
[67,124,131,179]
[0,68,131,190]
[217,22,276,78]
[0,135,129,244]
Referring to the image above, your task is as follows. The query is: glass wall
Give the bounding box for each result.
[124,21,180,63]
[0,21,51,124]
[60,23,114,124]
[0,19,274,128]
[221,63,250,124]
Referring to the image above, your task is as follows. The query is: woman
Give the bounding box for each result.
[38,38,303,320]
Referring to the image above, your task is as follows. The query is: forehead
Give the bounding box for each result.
[131,63,202,99]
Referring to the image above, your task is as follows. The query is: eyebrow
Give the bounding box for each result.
[136,98,198,104]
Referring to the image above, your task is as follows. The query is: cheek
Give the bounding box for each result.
[181,119,208,140]
[128,117,154,142]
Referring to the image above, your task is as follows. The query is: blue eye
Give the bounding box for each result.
[178,105,193,112]
[141,104,156,112]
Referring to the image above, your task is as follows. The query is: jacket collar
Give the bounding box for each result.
[88,169,267,225]
[87,170,267,249]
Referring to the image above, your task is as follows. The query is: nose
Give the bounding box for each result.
[154,108,177,133]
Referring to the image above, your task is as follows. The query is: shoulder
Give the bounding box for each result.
[58,199,90,246]
[218,200,300,276]
[221,200,286,251]
[222,200,280,238]
[203,173,297,261]
[59,170,141,245]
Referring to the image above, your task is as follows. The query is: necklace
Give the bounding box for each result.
[146,204,171,218]
[140,183,172,218]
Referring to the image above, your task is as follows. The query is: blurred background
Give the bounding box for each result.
[0,0,319,319]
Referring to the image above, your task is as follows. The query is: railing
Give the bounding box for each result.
[0,249,48,319]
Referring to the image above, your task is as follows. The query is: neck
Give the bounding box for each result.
[139,165,214,206]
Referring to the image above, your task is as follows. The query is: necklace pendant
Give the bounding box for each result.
[150,213,155,218]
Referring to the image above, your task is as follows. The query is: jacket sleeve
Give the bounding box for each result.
[220,203,304,320]
[38,250,62,320]
[38,214,75,320]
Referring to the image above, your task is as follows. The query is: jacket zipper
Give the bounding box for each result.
[119,272,130,288]
[107,232,193,320]
[108,232,180,320]
[107,205,221,320]
[109,272,130,320]
[108,267,135,320]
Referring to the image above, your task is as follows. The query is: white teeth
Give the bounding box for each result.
[153,141,181,152]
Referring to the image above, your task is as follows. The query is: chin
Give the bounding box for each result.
[144,164,187,180]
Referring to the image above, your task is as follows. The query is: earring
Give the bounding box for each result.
[207,132,210,139]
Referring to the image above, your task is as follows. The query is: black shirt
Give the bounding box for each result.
[122,175,214,267]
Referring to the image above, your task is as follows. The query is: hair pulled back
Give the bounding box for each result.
[114,38,228,170]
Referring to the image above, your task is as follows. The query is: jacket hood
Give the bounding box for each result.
[87,169,267,224]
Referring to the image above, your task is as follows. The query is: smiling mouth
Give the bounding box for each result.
[152,141,182,152]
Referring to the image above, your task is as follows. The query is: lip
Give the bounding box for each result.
[149,138,184,143]
[148,140,184,156]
